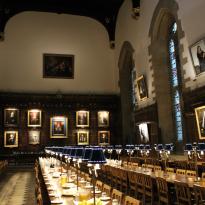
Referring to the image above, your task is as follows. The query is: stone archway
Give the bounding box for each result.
[118,41,136,145]
[148,0,186,151]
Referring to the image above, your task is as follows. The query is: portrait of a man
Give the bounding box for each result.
[98,111,109,127]
[98,131,110,145]
[77,131,89,145]
[138,123,149,143]
[136,75,148,101]
[76,111,89,127]
[50,116,68,138]
[4,108,19,127]
[195,105,205,139]
[190,39,205,75]
[4,131,18,148]
[29,130,40,145]
[28,109,42,127]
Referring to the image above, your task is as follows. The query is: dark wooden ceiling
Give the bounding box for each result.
[0,0,140,47]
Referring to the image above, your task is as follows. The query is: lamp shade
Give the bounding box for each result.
[164,144,174,151]
[65,147,72,155]
[88,147,106,164]
[75,147,85,159]
[125,144,134,150]
[70,147,77,158]
[139,144,145,150]
[83,148,92,161]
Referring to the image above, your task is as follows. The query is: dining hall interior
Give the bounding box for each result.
[0,0,205,204]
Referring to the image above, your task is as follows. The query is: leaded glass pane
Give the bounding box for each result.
[168,22,183,142]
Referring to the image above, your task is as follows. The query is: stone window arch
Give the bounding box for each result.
[118,41,137,145]
[148,0,185,152]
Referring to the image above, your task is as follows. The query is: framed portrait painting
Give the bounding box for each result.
[43,53,74,79]
[136,75,148,101]
[98,111,109,127]
[190,39,205,75]
[50,116,68,138]
[4,131,18,148]
[195,105,205,139]
[77,130,89,145]
[28,109,42,127]
[98,131,110,145]
[28,130,40,145]
[4,108,19,127]
[138,123,149,143]
[76,110,89,127]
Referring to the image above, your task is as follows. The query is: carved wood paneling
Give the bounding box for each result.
[0,92,121,153]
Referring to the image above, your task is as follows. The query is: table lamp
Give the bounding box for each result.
[115,145,122,161]
[88,147,106,205]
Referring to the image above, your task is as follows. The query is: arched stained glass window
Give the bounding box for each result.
[168,22,183,141]
[131,68,137,109]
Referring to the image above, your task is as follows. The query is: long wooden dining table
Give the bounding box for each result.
[39,158,111,205]
[107,163,205,188]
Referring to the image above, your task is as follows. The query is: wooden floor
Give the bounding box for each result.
[0,166,36,205]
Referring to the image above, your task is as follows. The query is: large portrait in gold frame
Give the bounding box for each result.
[136,75,148,101]
[50,116,68,138]
[28,109,42,127]
[76,110,89,127]
[77,130,89,145]
[4,131,18,148]
[195,105,205,139]
[98,131,110,145]
[98,111,109,127]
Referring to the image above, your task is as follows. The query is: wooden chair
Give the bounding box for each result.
[147,164,154,170]
[174,180,192,205]
[95,180,103,191]
[130,162,138,171]
[124,195,141,205]
[119,168,128,193]
[176,169,186,175]
[153,165,162,172]
[128,171,137,197]
[143,174,154,205]
[37,188,43,205]
[165,167,174,173]
[186,170,196,177]
[111,167,121,189]
[201,172,205,181]
[136,173,144,200]
[102,184,112,196]
[111,189,123,204]
[156,177,171,205]
[193,184,205,205]
[105,165,112,185]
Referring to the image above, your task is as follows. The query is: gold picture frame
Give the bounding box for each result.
[28,109,42,127]
[4,131,18,148]
[50,116,68,138]
[4,108,19,127]
[98,131,110,145]
[98,111,109,127]
[76,110,89,127]
[195,105,205,139]
[136,75,148,101]
[77,130,89,145]
[28,130,40,145]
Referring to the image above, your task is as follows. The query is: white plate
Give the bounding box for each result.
[51,200,63,204]
[85,185,93,189]
[91,190,101,194]
[47,187,56,191]
[100,196,111,201]
[62,183,76,189]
